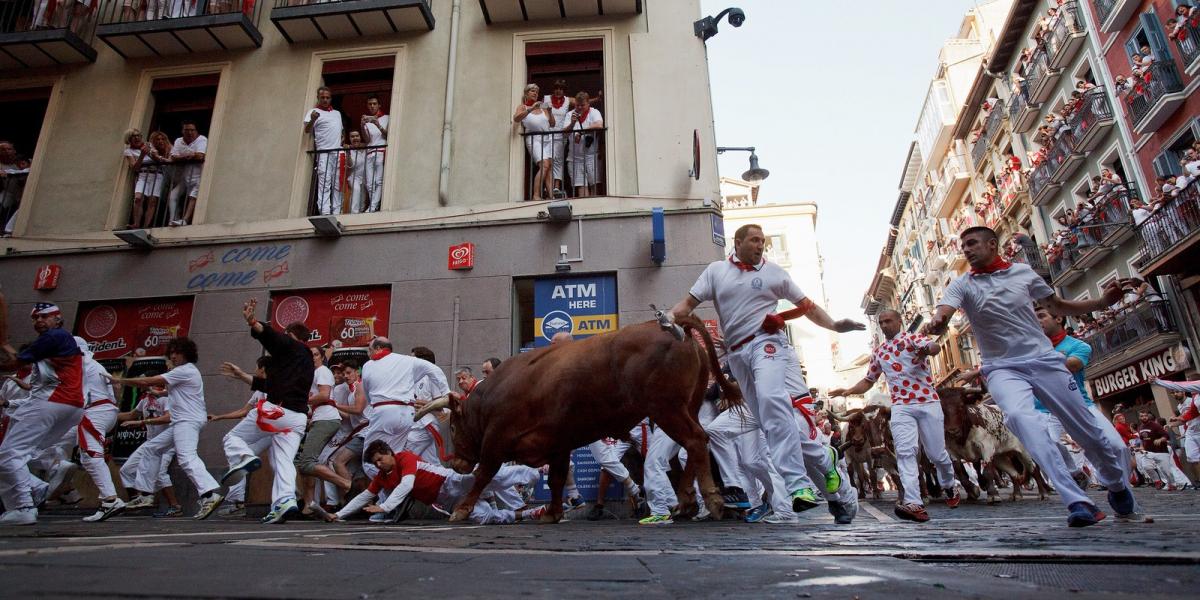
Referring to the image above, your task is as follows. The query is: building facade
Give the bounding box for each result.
[0,1,730,481]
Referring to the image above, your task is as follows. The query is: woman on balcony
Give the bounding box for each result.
[123,128,158,230]
[514,84,553,202]
[565,91,603,199]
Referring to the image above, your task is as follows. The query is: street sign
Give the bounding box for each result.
[448,242,475,270]
[532,274,617,347]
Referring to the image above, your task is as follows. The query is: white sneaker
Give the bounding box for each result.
[221,456,262,486]
[0,507,38,526]
[261,498,298,525]
[124,494,156,510]
[762,512,799,524]
[194,491,225,520]
[217,502,246,517]
[83,497,126,523]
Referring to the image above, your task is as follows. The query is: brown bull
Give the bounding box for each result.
[420,315,740,523]
[832,407,902,500]
[939,387,1052,503]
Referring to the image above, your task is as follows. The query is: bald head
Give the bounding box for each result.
[877,309,903,339]
[550,332,573,346]
[370,336,393,351]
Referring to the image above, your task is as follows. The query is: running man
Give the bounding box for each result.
[922,226,1138,526]
[74,337,126,522]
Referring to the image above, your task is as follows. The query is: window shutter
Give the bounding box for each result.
[1140,13,1173,63]
[1152,152,1177,177]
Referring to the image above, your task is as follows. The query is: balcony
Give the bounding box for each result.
[934,153,970,218]
[1069,186,1138,270]
[1009,241,1051,282]
[1068,87,1114,153]
[1135,181,1200,278]
[0,3,96,68]
[969,102,1004,169]
[997,170,1026,219]
[1174,15,1200,76]
[1029,161,1060,206]
[479,0,641,24]
[305,144,387,216]
[1095,0,1138,33]
[1048,246,1082,286]
[520,129,607,201]
[1047,131,1083,183]
[1126,60,1187,135]
[1008,81,1041,133]
[1084,301,1179,376]
[1026,48,1061,105]
[95,1,262,59]
[1047,2,1086,69]
[271,0,433,44]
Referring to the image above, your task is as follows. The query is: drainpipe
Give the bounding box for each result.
[438,0,462,207]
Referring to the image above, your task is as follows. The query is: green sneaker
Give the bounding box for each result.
[824,446,842,494]
[638,514,674,526]
[791,488,819,512]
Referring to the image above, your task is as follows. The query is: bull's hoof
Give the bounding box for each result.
[539,510,563,524]
[449,509,471,522]
[988,495,1001,505]
[675,501,699,520]
[703,496,725,521]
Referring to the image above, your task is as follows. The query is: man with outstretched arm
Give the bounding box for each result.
[922,226,1139,526]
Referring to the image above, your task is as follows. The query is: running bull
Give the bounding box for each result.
[940,386,1051,503]
[415,314,740,523]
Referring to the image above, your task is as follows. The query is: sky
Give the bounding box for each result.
[702,0,987,360]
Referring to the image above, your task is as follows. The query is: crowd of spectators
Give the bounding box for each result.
[514,80,605,202]
[121,121,207,228]
[1164,4,1199,50]
[1064,277,1163,342]
[1040,167,1128,266]
[0,141,31,238]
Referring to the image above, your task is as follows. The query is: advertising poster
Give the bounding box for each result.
[270,286,391,348]
[532,275,618,347]
[74,297,195,361]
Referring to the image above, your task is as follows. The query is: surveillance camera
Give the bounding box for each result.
[727,8,745,27]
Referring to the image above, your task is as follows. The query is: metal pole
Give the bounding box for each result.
[450,295,461,375]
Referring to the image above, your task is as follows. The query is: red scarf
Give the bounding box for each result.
[729,255,761,272]
[550,96,565,109]
[1049,330,1067,347]
[576,106,591,123]
[523,98,535,107]
[970,255,1012,276]
[314,104,333,112]
[371,349,391,361]
[255,399,293,434]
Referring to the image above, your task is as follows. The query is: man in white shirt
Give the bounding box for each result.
[405,347,451,465]
[565,92,604,198]
[303,86,345,216]
[360,95,388,212]
[296,345,350,511]
[923,226,1138,526]
[166,121,207,227]
[73,337,126,523]
[1159,379,1200,470]
[107,337,224,520]
[669,223,864,515]
[359,336,450,481]
[831,310,960,523]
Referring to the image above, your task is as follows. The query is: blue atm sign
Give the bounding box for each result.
[533,275,618,347]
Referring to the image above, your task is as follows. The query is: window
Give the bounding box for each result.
[514,274,618,353]
[0,85,50,236]
[1153,119,1199,176]
[765,234,788,264]
[522,38,606,200]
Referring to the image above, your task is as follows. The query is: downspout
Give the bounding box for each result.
[438,0,462,207]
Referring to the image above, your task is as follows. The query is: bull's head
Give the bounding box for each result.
[940,386,982,445]
[414,392,477,474]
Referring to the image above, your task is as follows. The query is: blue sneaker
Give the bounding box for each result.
[744,503,772,523]
[1066,502,1104,527]
[722,487,752,510]
[1107,488,1142,520]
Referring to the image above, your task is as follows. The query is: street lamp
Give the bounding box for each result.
[717,146,770,182]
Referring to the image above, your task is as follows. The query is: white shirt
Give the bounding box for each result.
[1132,207,1151,226]
[543,94,571,129]
[309,365,339,422]
[134,392,170,439]
[939,262,1056,362]
[160,362,206,424]
[304,107,344,151]
[332,382,365,433]
[689,257,807,346]
[866,332,939,405]
[363,114,388,147]
[83,357,115,408]
[123,146,154,168]
[171,135,208,158]
[1,376,30,417]
[361,352,450,406]
[1181,395,1199,438]
[414,374,440,427]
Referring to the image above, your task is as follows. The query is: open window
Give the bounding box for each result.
[0,85,50,236]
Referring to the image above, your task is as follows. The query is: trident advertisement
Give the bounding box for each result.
[532,275,618,347]
[73,298,195,360]
[269,286,391,348]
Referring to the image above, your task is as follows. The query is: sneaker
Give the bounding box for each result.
[261,498,298,524]
[518,505,547,522]
[586,504,606,521]
[369,512,389,523]
[722,486,752,510]
[944,486,961,509]
[791,488,819,512]
[638,514,674,526]
[565,495,585,509]
[694,505,712,521]
[83,497,126,523]
[894,503,930,523]
[1067,501,1105,528]
[30,482,50,508]
[152,505,183,518]
[0,507,37,526]
[221,456,262,486]
[194,491,225,520]
[762,512,799,524]
[124,494,156,510]
[1107,488,1143,520]
[217,502,246,517]
[744,503,772,523]
[824,447,842,494]
[552,188,565,199]
[828,500,854,525]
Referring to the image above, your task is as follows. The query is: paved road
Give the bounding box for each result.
[1,489,1197,599]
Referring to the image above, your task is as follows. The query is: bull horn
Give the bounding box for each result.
[827,411,849,423]
[414,394,450,421]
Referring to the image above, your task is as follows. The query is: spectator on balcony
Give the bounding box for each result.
[1183,150,1200,179]
[1113,74,1134,97]
[514,83,553,202]
[165,121,206,227]
[1005,152,1022,174]
[359,95,387,213]
[1130,198,1153,226]
[565,91,603,199]
[543,80,573,198]
[122,128,161,230]
[345,130,368,215]
[1157,176,1181,199]
[0,141,30,238]
[1075,80,1096,93]
[304,86,344,216]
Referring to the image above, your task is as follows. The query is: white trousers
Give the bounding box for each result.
[984,354,1130,508]
[643,403,718,516]
[79,404,119,499]
[362,404,413,480]
[222,404,306,505]
[0,401,81,509]
[130,421,218,496]
[725,335,811,494]
[437,464,540,524]
[314,153,342,215]
[707,407,816,503]
[1183,435,1200,463]
[889,402,956,506]
[406,420,446,466]
[550,136,567,181]
[365,151,385,212]
[587,440,631,482]
[348,172,366,214]
[1142,451,1188,487]
[120,436,175,492]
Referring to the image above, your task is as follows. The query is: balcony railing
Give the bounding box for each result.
[1135,180,1200,270]
[1174,15,1200,70]
[270,0,434,44]
[1075,185,1136,248]
[0,0,97,67]
[1068,87,1115,152]
[1026,48,1059,103]
[1083,300,1177,359]
[116,159,211,229]
[306,145,387,217]
[1045,132,1075,177]
[1046,1,1085,68]
[1008,80,1040,133]
[1009,242,1051,281]
[0,171,28,236]
[970,102,1003,168]
[1048,245,1077,283]
[1095,0,1117,25]
[1029,161,1058,204]
[1126,60,1186,130]
[96,0,263,58]
[521,128,607,202]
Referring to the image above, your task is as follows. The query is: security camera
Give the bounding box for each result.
[727,8,745,27]
[694,7,746,42]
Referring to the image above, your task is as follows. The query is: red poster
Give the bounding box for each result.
[74,297,195,360]
[448,243,474,270]
[270,286,391,349]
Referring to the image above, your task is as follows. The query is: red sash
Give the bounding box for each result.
[791,395,818,440]
[256,399,293,434]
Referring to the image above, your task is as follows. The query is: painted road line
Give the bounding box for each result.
[858,502,898,523]
[0,542,185,557]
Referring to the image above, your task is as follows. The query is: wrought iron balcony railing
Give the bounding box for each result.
[1126,60,1186,128]
[1135,180,1200,268]
[1082,300,1177,359]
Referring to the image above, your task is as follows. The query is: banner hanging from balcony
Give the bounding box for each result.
[532,274,617,347]
[1088,344,1191,400]
[73,297,195,360]
[269,286,391,349]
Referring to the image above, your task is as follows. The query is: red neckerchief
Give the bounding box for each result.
[314,104,333,112]
[1049,330,1067,346]
[970,255,1012,276]
[130,141,145,151]
[550,95,565,109]
[373,110,385,118]
[729,255,762,272]
[371,349,391,361]
[523,98,535,107]
[577,106,591,122]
